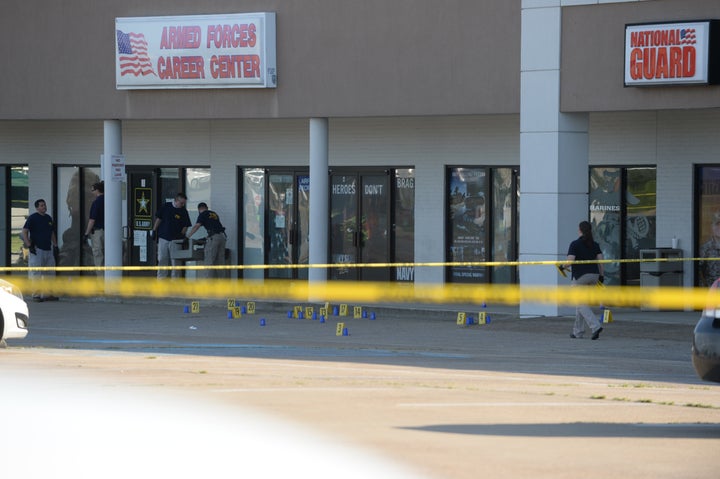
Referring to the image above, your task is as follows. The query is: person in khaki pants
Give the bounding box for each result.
[22,199,59,301]
[563,220,604,341]
[84,181,105,277]
[186,202,226,278]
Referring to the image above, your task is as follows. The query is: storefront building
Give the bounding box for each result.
[2,1,720,316]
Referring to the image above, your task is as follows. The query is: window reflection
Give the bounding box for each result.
[55,166,100,269]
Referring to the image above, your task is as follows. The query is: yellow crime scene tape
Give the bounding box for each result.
[0,256,717,310]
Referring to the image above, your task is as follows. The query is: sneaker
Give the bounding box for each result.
[569,333,583,339]
[591,327,603,340]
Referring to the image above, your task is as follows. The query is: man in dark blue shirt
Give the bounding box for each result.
[151,192,191,279]
[564,220,604,340]
[21,199,59,301]
[187,202,226,278]
[84,181,105,276]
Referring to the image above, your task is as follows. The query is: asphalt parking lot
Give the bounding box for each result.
[2,297,719,478]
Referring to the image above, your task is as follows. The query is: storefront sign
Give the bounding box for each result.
[116,13,277,89]
[624,21,718,86]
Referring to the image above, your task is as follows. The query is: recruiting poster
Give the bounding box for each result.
[589,167,622,285]
[116,13,277,89]
[447,167,487,283]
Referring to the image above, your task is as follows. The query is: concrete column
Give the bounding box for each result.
[309,118,329,283]
[520,2,589,316]
[102,120,122,280]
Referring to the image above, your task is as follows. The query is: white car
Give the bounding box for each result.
[0,279,29,345]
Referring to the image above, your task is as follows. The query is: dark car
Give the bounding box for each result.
[692,279,720,383]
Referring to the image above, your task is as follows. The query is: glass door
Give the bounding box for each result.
[268,173,295,279]
[241,168,310,280]
[126,168,158,276]
[330,174,359,280]
[330,171,391,281]
[359,173,390,281]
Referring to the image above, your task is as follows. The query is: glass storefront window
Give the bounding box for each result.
[491,168,517,284]
[625,167,657,285]
[696,166,720,287]
[243,168,265,279]
[447,167,488,283]
[1,166,29,267]
[10,166,28,266]
[55,166,101,269]
[394,169,415,282]
[159,168,180,204]
[589,166,656,286]
[185,167,211,213]
[296,175,310,280]
[243,167,414,282]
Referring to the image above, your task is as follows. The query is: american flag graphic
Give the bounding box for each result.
[117,30,155,76]
[680,28,696,45]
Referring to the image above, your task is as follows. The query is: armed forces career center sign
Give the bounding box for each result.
[624,21,719,86]
[116,13,276,89]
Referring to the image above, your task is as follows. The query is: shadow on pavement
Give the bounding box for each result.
[403,422,720,438]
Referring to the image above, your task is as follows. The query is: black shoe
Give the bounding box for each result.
[569,334,578,339]
[591,327,603,340]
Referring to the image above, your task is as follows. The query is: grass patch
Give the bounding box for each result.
[684,403,715,409]
[610,383,657,389]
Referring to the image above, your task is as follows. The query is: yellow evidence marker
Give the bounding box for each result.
[336,322,345,336]
[339,304,349,316]
[247,301,256,314]
[227,298,236,310]
[603,309,614,323]
[353,306,362,319]
[231,307,242,319]
[456,312,467,326]
[191,301,200,313]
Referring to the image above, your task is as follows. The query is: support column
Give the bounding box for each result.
[102,120,122,281]
[309,118,329,284]
[520,2,589,316]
